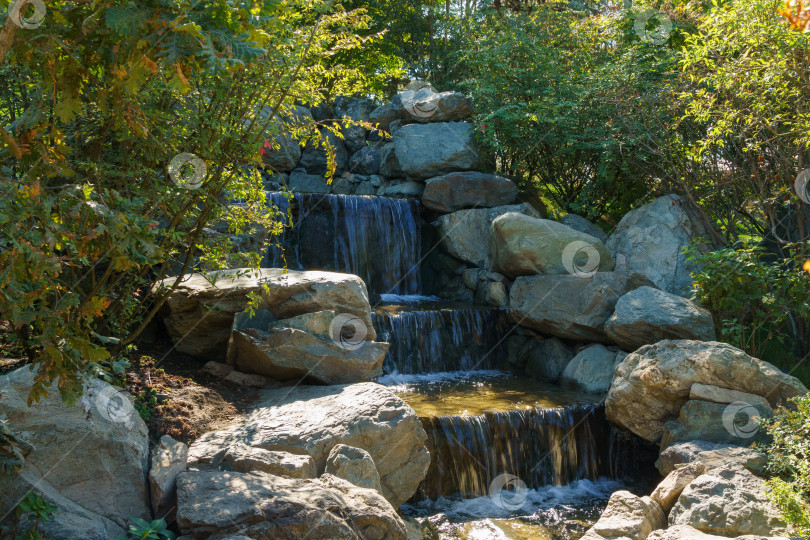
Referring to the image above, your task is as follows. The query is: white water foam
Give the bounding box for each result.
[403,478,623,521]
[376,369,508,391]
[378,293,442,304]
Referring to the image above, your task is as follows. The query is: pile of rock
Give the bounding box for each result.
[0,369,430,539]
[262,85,481,199]
[577,339,808,540]
[156,268,390,385]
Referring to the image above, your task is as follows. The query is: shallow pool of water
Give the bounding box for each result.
[379,370,601,417]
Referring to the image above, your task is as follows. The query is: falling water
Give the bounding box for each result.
[373,308,508,374]
[416,404,613,500]
[265,192,421,295]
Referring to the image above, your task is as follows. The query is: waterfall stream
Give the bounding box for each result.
[417,404,610,500]
[261,189,653,538]
[265,192,421,295]
[372,307,508,374]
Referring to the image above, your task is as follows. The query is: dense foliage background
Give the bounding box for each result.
[1,0,810,529]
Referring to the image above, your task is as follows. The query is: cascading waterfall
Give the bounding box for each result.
[372,308,508,374]
[264,191,421,295]
[417,404,613,500]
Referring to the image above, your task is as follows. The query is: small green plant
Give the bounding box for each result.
[134,388,159,421]
[763,395,810,537]
[14,492,58,540]
[121,517,175,540]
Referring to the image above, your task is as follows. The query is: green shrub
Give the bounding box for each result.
[688,242,810,365]
[764,395,810,537]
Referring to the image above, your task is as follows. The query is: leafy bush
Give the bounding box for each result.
[0,0,372,403]
[688,242,810,364]
[764,395,810,537]
[445,1,680,222]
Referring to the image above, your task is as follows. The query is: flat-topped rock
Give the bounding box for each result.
[421,171,516,213]
[187,382,429,508]
[606,340,807,442]
[400,88,474,123]
[657,440,767,476]
[605,286,715,351]
[176,470,408,539]
[156,268,375,359]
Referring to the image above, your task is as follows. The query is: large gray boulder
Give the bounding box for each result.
[186,382,429,508]
[605,286,715,351]
[438,203,541,268]
[393,122,481,180]
[560,214,608,243]
[656,440,767,476]
[509,272,650,342]
[400,88,473,123]
[227,310,388,384]
[561,344,620,394]
[299,128,348,175]
[606,194,708,296]
[421,172,517,213]
[176,470,408,539]
[669,464,787,537]
[261,133,301,172]
[9,475,126,539]
[156,269,376,359]
[606,340,807,443]
[348,146,381,175]
[212,442,317,479]
[0,368,150,531]
[580,490,666,540]
[287,170,330,193]
[525,337,575,383]
[490,213,614,278]
[369,89,473,129]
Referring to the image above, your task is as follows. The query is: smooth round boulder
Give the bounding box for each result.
[490,213,614,278]
[561,344,620,394]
